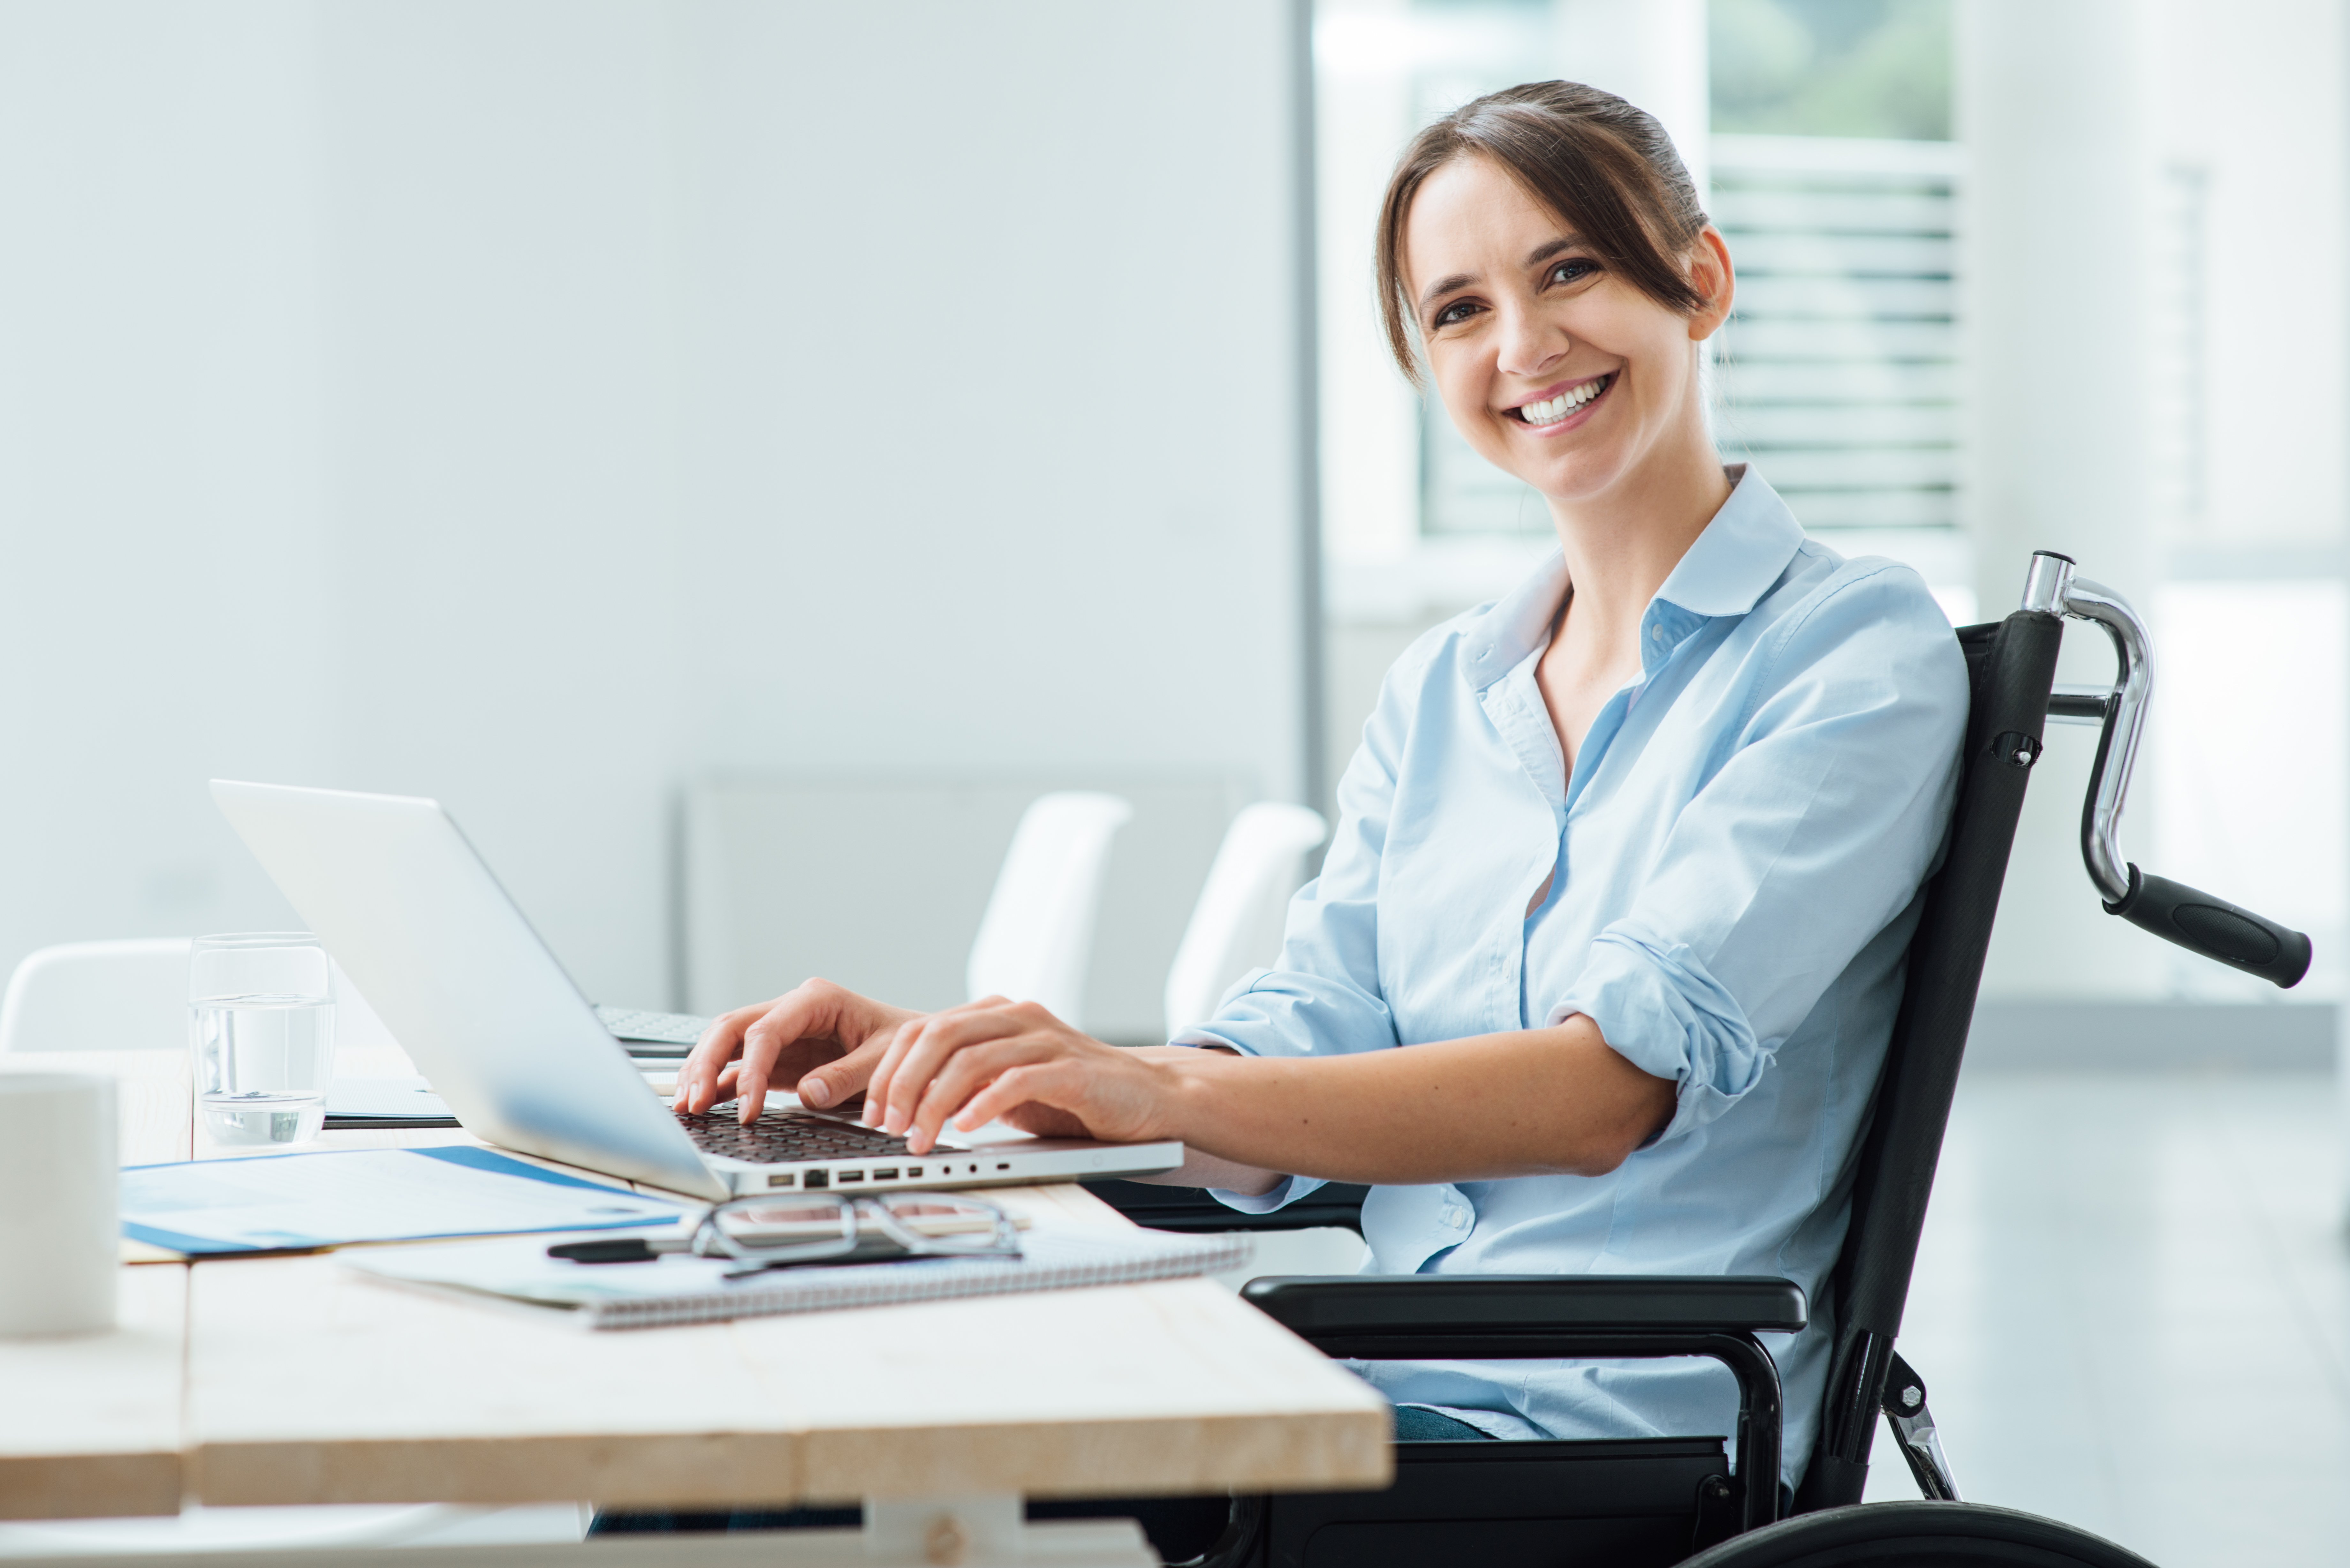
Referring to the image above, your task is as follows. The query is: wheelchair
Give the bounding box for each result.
[1088,549,2313,1567]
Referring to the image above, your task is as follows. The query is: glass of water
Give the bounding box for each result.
[189,933,336,1147]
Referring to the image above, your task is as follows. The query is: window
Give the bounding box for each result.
[1709,134,1959,532]
[1707,0,1965,612]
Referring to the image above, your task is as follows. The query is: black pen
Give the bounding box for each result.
[546,1235,689,1264]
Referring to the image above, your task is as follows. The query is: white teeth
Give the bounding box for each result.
[1519,375,1606,426]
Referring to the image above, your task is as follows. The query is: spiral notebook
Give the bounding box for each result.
[346,1226,1252,1330]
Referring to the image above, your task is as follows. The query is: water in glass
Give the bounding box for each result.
[191,996,335,1144]
[189,934,335,1146]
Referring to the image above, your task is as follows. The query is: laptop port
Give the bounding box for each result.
[871,1167,899,1181]
[996,1163,1011,1171]
[906,1166,924,1178]
[804,1170,828,1189]
[765,1172,795,1188]
[837,1170,864,1183]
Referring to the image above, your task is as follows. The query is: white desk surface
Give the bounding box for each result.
[0,1047,1389,1520]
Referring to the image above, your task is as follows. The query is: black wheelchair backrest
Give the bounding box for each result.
[1798,607,2064,1510]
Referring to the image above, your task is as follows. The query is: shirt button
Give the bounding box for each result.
[1651,625,1665,642]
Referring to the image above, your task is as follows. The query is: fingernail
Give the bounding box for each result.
[802,1078,832,1109]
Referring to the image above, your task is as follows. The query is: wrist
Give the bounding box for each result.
[1153,1044,1234,1149]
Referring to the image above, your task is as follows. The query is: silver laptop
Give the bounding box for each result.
[211,780,1184,1202]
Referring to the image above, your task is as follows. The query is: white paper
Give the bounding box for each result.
[121,1149,689,1254]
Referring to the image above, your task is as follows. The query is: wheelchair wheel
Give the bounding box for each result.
[1680,1502,2156,1568]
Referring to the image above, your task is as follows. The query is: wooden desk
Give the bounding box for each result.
[0,1048,1390,1557]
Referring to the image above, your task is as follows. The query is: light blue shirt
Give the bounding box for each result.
[1182,467,1968,1483]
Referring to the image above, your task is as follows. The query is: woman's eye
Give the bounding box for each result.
[1432,299,1480,328]
[1549,258,1598,285]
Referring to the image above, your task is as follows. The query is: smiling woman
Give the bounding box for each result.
[667,79,1970,1504]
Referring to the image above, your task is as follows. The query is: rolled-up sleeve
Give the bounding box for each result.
[1549,565,1968,1144]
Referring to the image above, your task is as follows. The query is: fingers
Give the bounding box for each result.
[732,987,841,1123]
[951,1059,1086,1137]
[676,981,846,1123]
[906,1038,1065,1153]
[793,1029,893,1113]
[670,982,925,1124]
[672,1004,766,1115]
[859,1000,982,1132]
[865,1001,1036,1140]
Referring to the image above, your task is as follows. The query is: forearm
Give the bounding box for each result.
[1157,1016,1675,1186]
[1118,1047,1285,1195]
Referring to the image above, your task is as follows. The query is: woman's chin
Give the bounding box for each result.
[1516,456,1635,512]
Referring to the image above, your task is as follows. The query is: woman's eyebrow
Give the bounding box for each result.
[1417,272,1477,314]
[1524,235,1586,268]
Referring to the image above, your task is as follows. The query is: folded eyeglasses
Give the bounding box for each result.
[549,1190,1023,1278]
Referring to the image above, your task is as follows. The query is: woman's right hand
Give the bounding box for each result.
[671,979,923,1124]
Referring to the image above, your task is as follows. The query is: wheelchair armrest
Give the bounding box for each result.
[1081,1180,1368,1234]
[1241,1275,1801,1535]
[1241,1274,1807,1339]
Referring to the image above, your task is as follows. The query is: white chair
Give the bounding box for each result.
[0,938,399,1055]
[964,791,1134,1029]
[1163,802,1328,1038]
[0,938,192,1053]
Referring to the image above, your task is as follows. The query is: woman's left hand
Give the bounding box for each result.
[860,997,1184,1154]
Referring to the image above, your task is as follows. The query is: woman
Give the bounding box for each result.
[674,81,1967,1485]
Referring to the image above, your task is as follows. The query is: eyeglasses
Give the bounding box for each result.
[688,1191,1022,1278]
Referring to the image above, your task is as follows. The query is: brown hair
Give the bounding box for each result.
[1375,81,1710,382]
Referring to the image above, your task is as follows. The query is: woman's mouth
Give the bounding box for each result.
[1509,373,1613,429]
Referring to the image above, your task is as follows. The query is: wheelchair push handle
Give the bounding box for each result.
[2020,551,2312,989]
[2105,867,2312,988]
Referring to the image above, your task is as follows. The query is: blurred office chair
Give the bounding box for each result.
[0,938,191,1053]
[1163,802,1328,1039]
[965,791,1134,1030]
[0,938,398,1055]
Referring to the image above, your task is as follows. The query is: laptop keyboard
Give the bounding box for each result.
[678,1106,917,1165]
[596,1005,712,1045]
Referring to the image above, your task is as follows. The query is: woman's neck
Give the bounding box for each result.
[1545,425,1732,639]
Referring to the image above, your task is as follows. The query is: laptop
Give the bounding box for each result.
[211,780,1185,1202]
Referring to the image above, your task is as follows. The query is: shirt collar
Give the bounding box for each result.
[1650,464,1806,618]
[1457,465,1806,692]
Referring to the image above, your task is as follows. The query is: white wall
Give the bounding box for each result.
[0,0,1311,1009]
[1962,0,2350,1004]
[1960,0,2166,1001]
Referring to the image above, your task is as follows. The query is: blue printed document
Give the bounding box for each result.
[121,1147,690,1257]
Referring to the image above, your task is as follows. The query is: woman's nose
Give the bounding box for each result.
[1495,306,1568,381]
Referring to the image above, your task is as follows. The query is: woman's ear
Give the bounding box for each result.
[1684,226,1735,343]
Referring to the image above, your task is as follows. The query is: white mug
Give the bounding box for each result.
[0,1073,118,1336]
